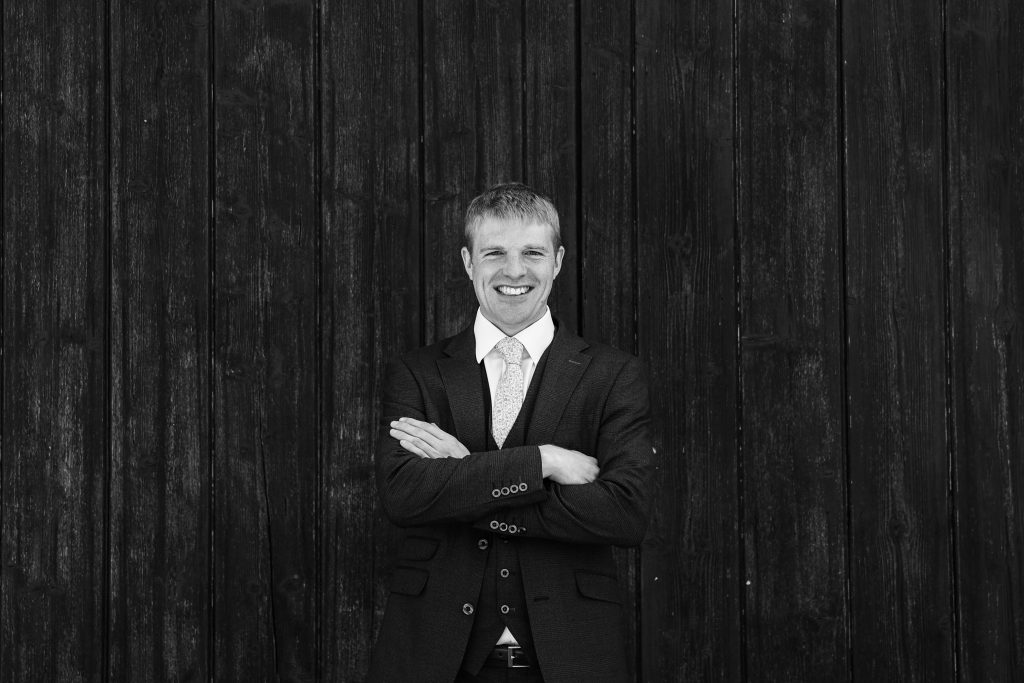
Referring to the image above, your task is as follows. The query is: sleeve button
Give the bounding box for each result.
[491,488,501,498]
[508,524,518,534]
[520,482,529,492]
[489,520,500,530]
[499,522,508,532]
[509,484,520,493]
[500,486,511,496]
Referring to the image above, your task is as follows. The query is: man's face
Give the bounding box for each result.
[461,216,564,336]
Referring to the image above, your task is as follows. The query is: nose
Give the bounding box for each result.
[502,253,526,278]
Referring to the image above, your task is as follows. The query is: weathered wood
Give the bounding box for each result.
[212,0,318,679]
[841,1,954,680]
[946,1,1024,680]
[578,2,638,679]
[524,0,577,331]
[579,0,632,346]
[1,1,108,681]
[107,0,211,679]
[735,1,849,680]
[635,0,741,681]
[422,0,524,342]
[319,0,421,679]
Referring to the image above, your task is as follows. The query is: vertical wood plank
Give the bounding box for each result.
[212,0,318,679]
[579,0,632,345]
[635,0,741,680]
[107,0,211,679]
[947,1,1024,679]
[319,0,421,679]
[578,4,638,678]
[1,1,108,680]
[735,1,849,680]
[524,0,577,331]
[841,1,954,680]
[422,0,523,341]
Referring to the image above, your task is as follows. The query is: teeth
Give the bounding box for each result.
[498,285,530,296]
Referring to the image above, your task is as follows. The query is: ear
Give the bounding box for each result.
[552,245,565,278]
[461,246,473,279]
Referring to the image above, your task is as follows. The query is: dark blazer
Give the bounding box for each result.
[367,321,653,683]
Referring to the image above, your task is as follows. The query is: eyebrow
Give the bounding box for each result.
[478,244,550,252]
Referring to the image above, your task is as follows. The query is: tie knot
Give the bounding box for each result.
[496,336,524,365]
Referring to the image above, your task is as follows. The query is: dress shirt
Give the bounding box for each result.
[472,306,555,648]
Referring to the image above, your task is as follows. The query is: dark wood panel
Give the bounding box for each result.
[107,0,211,679]
[735,1,849,680]
[1,1,108,680]
[946,1,1024,680]
[524,0,577,332]
[635,0,741,680]
[422,0,524,341]
[319,0,421,679]
[212,1,318,679]
[841,1,954,680]
[577,4,639,678]
[579,0,632,345]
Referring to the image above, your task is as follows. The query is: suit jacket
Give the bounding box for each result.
[367,321,654,683]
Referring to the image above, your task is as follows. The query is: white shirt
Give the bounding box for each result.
[474,307,555,406]
[472,306,555,647]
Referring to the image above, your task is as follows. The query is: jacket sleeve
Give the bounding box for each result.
[471,355,654,547]
[374,357,549,527]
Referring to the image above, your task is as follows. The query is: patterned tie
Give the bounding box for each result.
[492,336,525,448]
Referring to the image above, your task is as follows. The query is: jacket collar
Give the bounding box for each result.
[437,319,590,451]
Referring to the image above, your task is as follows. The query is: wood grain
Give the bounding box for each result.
[1,1,108,681]
[422,0,524,342]
[736,1,849,679]
[841,1,954,679]
[319,0,421,679]
[212,0,318,679]
[108,0,211,680]
[946,1,1024,680]
[524,0,578,332]
[635,0,741,680]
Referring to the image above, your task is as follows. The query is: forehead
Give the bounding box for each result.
[472,216,555,249]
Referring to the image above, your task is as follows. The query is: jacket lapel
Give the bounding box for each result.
[527,323,590,446]
[437,327,488,453]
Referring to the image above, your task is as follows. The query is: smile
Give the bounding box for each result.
[495,285,532,296]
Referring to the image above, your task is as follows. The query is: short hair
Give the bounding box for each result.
[464,182,562,252]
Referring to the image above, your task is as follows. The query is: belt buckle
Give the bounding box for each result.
[504,644,529,669]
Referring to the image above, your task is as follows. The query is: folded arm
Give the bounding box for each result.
[471,357,654,547]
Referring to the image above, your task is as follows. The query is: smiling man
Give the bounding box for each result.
[368,183,653,683]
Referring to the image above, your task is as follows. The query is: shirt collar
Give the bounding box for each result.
[474,307,555,363]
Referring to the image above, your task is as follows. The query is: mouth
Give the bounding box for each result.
[494,284,533,297]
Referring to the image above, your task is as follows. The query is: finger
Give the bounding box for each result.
[400,417,451,440]
[390,429,439,457]
[397,438,434,458]
[391,421,441,447]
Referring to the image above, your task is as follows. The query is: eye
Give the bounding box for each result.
[483,250,503,257]
[525,250,544,257]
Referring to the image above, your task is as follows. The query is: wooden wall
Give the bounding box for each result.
[2,0,1021,681]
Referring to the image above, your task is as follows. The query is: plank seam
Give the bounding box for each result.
[629,1,641,679]
[939,0,962,677]
[835,1,855,680]
[573,0,583,335]
[314,0,324,679]
[206,0,217,679]
[103,0,113,679]
[732,1,748,680]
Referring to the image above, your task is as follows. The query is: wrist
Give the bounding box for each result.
[539,444,556,479]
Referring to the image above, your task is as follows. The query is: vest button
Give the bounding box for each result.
[477,539,489,550]
[463,603,474,615]
[500,604,510,615]
[500,568,510,578]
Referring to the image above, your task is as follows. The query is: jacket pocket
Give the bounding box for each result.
[390,566,428,596]
[397,535,439,561]
[575,571,622,604]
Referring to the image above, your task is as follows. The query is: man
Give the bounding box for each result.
[368,183,653,682]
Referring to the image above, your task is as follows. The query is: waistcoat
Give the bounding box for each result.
[460,347,551,674]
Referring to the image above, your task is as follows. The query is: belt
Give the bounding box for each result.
[485,644,532,669]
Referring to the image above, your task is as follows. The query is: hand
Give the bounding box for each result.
[389,417,471,459]
[539,445,599,485]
